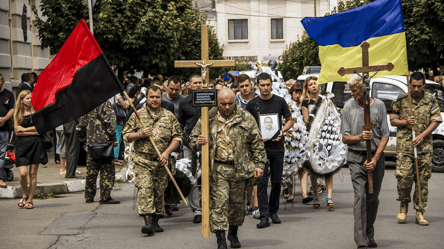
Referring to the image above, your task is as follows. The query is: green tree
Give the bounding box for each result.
[32,0,225,80]
[279,32,320,80]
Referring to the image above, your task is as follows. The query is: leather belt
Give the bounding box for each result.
[348,148,375,155]
[215,160,234,165]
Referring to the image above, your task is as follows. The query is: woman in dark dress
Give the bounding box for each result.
[15,90,48,209]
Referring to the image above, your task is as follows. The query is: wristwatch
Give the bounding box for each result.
[359,134,363,141]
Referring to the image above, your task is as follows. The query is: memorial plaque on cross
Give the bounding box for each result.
[337,41,394,194]
[175,25,235,238]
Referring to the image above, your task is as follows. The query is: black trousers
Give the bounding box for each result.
[64,120,80,178]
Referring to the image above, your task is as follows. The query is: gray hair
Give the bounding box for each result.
[347,74,364,88]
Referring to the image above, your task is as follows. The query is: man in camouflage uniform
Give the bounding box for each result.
[76,102,120,204]
[123,85,182,236]
[390,71,442,226]
[190,89,266,249]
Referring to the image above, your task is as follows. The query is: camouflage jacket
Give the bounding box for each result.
[75,102,117,145]
[122,107,182,158]
[390,91,442,154]
[190,105,267,181]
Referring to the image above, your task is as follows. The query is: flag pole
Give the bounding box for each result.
[88,0,93,34]
[121,91,188,206]
[406,75,422,203]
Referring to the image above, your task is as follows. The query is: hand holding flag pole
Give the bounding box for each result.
[406,75,423,203]
[121,91,188,206]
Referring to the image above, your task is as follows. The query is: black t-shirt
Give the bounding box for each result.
[245,95,291,152]
[0,89,15,131]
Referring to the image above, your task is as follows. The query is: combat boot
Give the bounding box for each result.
[216,230,227,249]
[397,202,408,223]
[227,225,241,248]
[415,211,429,226]
[141,214,155,235]
[152,214,164,232]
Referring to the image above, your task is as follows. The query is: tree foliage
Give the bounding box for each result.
[32,0,225,79]
[280,0,444,78]
[279,32,320,80]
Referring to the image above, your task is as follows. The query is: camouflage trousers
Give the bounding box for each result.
[395,152,432,212]
[210,161,248,233]
[85,156,115,201]
[134,154,168,216]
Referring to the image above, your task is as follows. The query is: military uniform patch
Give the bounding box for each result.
[431,106,439,115]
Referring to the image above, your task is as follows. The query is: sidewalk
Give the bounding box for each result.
[0,149,127,199]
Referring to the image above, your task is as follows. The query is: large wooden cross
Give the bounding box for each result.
[175,25,235,238]
[337,41,394,194]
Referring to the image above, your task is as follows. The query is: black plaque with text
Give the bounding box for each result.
[192,89,217,107]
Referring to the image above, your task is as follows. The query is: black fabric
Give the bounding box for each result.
[245,95,292,152]
[32,54,123,134]
[112,103,126,123]
[88,142,114,161]
[0,89,15,132]
[64,119,80,177]
[14,115,48,166]
[302,99,316,109]
[18,83,33,95]
[178,95,201,135]
[40,132,53,150]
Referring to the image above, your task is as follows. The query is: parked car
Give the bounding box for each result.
[302,66,322,75]
[325,75,444,172]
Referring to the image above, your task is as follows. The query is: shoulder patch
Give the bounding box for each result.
[427,93,436,103]
[395,93,408,102]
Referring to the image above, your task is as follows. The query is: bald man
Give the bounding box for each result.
[190,89,267,249]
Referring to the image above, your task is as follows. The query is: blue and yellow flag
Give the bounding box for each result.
[301,0,408,84]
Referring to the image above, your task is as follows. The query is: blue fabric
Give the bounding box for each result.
[301,0,405,47]
[257,151,284,220]
[0,131,10,180]
[114,124,123,158]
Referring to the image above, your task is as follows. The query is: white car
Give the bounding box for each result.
[325,75,444,172]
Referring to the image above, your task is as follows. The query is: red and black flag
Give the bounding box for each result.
[31,19,123,134]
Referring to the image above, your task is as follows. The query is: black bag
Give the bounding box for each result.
[88,142,114,161]
[40,132,53,150]
[112,103,126,122]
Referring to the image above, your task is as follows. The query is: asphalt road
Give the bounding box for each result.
[1,165,443,249]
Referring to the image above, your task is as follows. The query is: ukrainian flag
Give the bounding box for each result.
[301,0,408,84]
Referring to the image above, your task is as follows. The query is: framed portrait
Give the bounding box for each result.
[259,113,280,140]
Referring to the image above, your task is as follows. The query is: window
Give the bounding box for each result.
[228,19,248,40]
[271,19,283,39]
[372,83,404,113]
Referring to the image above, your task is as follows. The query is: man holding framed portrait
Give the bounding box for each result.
[245,73,293,228]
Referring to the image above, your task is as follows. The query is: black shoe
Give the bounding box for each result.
[85,198,94,203]
[357,247,367,249]
[227,225,241,248]
[270,213,281,224]
[152,214,164,232]
[302,196,313,203]
[368,239,378,248]
[141,214,155,235]
[216,230,227,249]
[193,214,202,223]
[172,204,179,211]
[99,198,120,204]
[165,205,173,216]
[256,218,270,228]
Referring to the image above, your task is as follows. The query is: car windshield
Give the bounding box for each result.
[424,84,444,111]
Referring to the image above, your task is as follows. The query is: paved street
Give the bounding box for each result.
[1,164,443,249]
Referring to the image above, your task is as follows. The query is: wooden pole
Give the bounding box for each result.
[406,75,423,203]
[121,91,188,206]
[363,76,373,194]
[200,25,210,238]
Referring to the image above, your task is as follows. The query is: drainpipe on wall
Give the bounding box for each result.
[8,0,14,79]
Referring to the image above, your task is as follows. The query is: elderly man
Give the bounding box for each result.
[391,72,442,226]
[341,75,389,249]
[190,89,266,249]
[123,85,182,236]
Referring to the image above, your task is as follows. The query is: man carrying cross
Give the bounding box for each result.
[390,71,442,226]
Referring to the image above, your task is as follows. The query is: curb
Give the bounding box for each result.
[0,167,128,199]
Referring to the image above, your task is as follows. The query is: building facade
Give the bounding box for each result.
[197,0,337,65]
[0,0,50,91]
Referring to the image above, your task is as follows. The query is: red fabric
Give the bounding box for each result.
[7,151,15,161]
[32,19,103,111]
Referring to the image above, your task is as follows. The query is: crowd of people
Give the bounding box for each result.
[0,69,440,249]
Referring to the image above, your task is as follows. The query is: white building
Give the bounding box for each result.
[196,0,338,64]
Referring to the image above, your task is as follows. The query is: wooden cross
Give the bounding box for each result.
[174,25,235,238]
[337,41,394,194]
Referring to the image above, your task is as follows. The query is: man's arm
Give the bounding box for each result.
[365,136,389,172]
[0,109,14,127]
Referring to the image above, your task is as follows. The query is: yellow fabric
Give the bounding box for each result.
[317,32,409,84]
